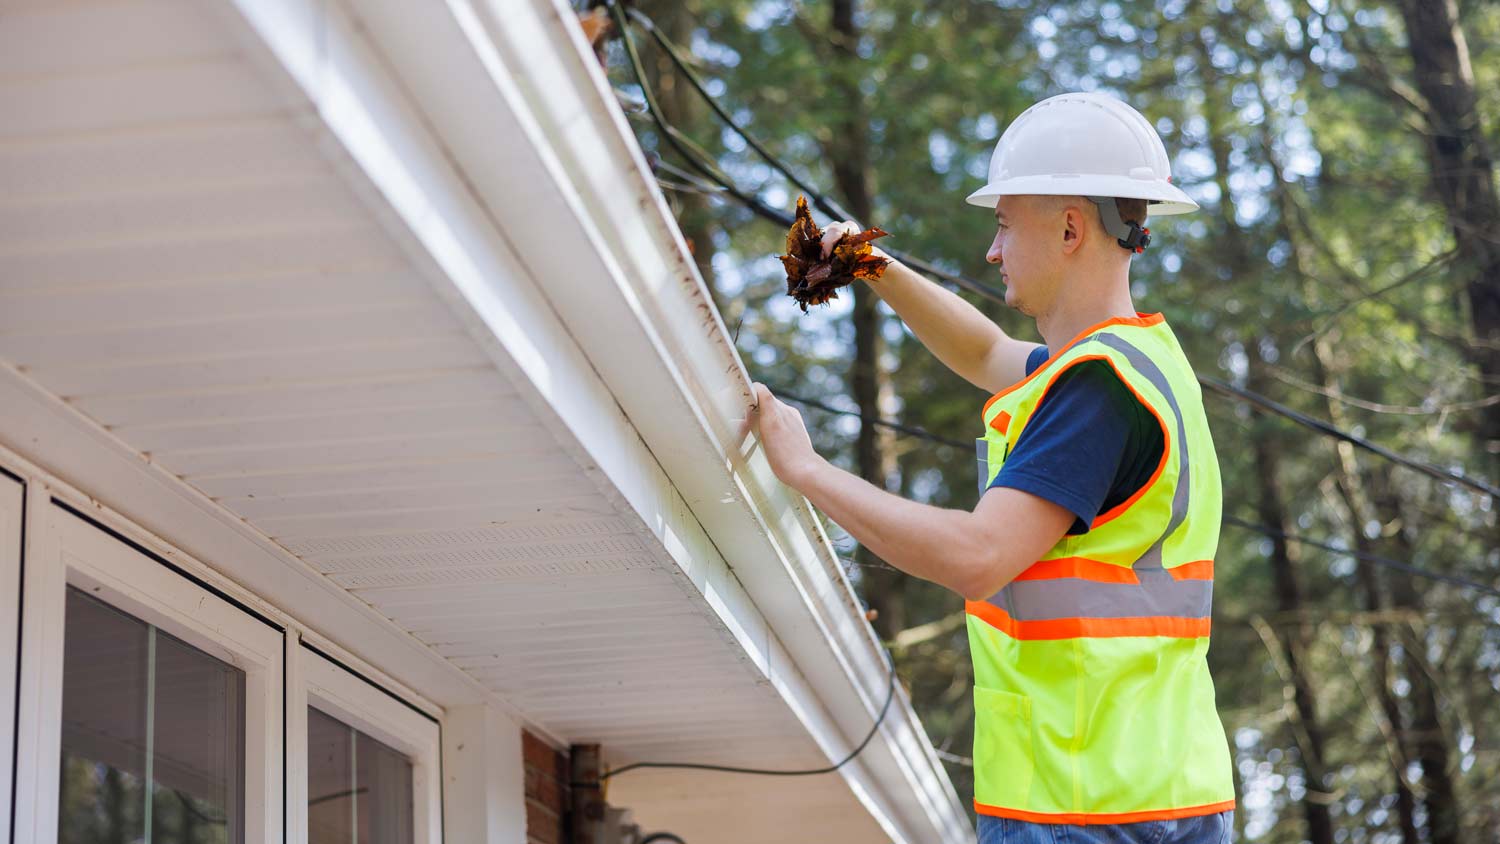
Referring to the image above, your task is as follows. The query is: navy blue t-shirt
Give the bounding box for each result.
[988,344,1165,535]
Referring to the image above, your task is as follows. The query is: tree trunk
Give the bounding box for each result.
[828,0,902,637]
[1396,0,1500,468]
[1199,41,1334,843]
[1371,474,1463,844]
[1248,365,1337,844]
[1309,337,1422,844]
[1259,92,1423,841]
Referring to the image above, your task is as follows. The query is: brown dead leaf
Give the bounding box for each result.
[779,195,891,312]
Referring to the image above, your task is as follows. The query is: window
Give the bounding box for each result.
[295,645,441,844]
[13,505,283,842]
[58,588,246,843]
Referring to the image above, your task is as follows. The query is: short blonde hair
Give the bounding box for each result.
[1030,195,1149,232]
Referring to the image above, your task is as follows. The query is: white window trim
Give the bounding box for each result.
[288,635,443,844]
[12,499,285,843]
[0,471,23,844]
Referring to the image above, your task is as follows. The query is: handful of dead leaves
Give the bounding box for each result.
[779,195,891,312]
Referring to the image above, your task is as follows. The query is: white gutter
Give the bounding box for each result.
[223,0,972,840]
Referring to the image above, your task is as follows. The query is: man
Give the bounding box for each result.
[749,92,1235,843]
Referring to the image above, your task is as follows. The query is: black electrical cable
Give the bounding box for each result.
[1200,375,1500,500]
[615,5,1499,502]
[624,5,857,224]
[581,647,899,783]
[774,388,972,450]
[1222,515,1500,598]
[626,5,1012,304]
[641,834,688,844]
[612,1,1009,305]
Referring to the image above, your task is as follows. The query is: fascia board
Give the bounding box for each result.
[218,0,971,841]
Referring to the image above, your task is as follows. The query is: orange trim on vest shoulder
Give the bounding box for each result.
[1005,351,1175,532]
[974,798,1237,825]
[990,409,1012,434]
[983,312,1166,415]
[965,600,1211,640]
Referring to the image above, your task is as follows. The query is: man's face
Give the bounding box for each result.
[985,195,1057,317]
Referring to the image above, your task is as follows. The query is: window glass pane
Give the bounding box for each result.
[150,624,246,841]
[357,730,413,844]
[59,587,245,844]
[307,706,413,844]
[308,707,355,844]
[59,589,148,843]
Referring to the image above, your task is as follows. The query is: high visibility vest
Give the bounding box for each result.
[969,312,1235,824]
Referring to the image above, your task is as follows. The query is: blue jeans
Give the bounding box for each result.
[977,810,1233,844]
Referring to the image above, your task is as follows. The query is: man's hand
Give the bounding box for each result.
[749,383,824,489]
[820,220,890,263]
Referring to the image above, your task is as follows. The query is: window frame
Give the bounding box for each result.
[289,639,442,844]
[12,500,286,843]
[0,470,23,844]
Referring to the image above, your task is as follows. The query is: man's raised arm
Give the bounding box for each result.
[820,222,1035,393]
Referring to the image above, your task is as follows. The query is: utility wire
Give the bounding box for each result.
[1222,515,1500,598]
[845,516,1499,600]
[613,4,1500,503]
[1201,376,1499,499]
[611,1,1008,304]
[589,645,900,782]
[779,390,1497,597]
[774,388,972,450]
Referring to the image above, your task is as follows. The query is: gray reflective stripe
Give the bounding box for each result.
[976,437,989,495]
[1092,333,1190,571]
[993,568,1212,621]
[983,331,1210,623]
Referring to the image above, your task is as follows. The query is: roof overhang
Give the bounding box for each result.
[0,0,971,840]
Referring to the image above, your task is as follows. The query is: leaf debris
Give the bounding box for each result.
[779,195,891,312]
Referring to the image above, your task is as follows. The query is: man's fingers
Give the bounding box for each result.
[822,223,846,259]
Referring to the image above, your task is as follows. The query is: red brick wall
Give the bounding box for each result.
[522,729,570,844]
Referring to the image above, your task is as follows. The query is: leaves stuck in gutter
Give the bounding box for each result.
[779,195,891,312]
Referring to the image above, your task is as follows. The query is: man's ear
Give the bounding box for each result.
[1060,203,1086,255]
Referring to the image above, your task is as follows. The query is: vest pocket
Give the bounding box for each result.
[972,685,1035,804]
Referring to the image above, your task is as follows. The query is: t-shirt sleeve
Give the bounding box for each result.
[987,360,1138,535]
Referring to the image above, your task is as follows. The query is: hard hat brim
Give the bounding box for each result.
[965,175,1200,216]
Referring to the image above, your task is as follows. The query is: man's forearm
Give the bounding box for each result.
[868,255,1009,388]
[794,456,986,598]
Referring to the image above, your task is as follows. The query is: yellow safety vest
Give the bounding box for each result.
[969,312,1235,824]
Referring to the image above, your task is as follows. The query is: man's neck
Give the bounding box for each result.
[1037,289,1139,357]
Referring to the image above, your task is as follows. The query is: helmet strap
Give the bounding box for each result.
[1088,196,1151,254]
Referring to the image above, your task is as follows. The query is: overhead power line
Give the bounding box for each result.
[613,2,1008,303]
[773,388,972,450]
[1221,516,1499,598]
[613,4,1498,503]
[1201,376,1499,499]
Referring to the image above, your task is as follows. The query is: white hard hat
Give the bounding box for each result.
[965,92,1198,216]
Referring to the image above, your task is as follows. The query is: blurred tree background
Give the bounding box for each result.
[586,0,1500,839]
